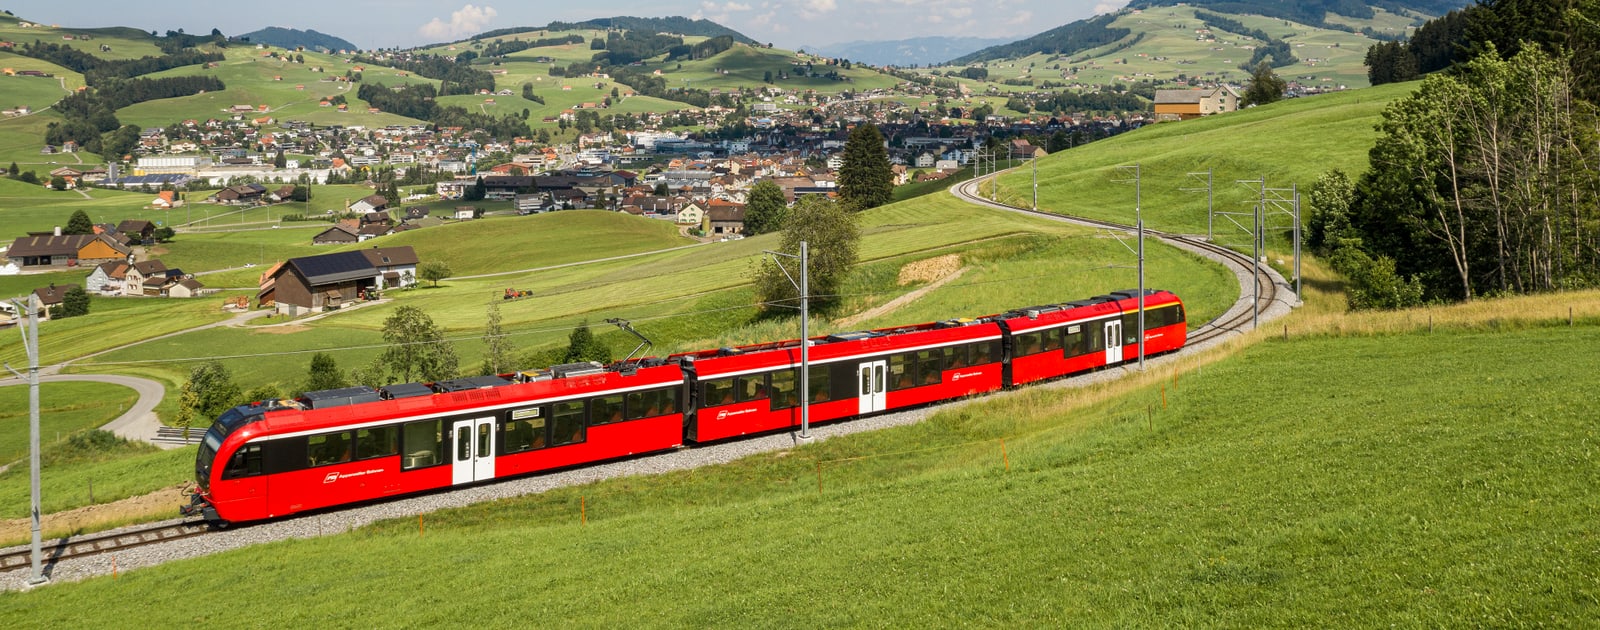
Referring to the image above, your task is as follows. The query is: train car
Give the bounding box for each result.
[999,289,1187,386]
[187,362,686,523]
[675,317,1006,442]
[186,290,1186,524]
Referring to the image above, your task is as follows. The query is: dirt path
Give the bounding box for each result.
[836,266,968,329]
[0,485,187,546]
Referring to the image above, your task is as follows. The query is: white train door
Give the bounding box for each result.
[857,360,887,414]
[451,417,496,485]
[1104,319,1123,365]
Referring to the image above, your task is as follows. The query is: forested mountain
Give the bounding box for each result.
[950,14,1131,64]
[1128,0,1466,25]
[957,1,1467,64]
[475,16,756,45]
[238,27,359,53]
[806,37,1011,67]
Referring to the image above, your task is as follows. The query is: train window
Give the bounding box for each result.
[356,426,399,460]
[551,401,586,446]
[769,369,798,410]
[703,378,736,407]
[943,345,969,370]
[1063,325,1086,357]
[455,425,471,461]
[658,386,680,415]
[1016,332,1043,356]
[973,340,999,364]
[401,419,445,470]
[1041,327,1064,353]
[503,407,546,454]
[308,432,352,467]
[1122,313,1141,345]
[591,395,626,425]
[917,350,942,386]
[264,437,307,474]
[736,375,768,403]
[221,444,263,480]
[888,354,914,391]
[807,364,832,403]
[1148,305,1183,329]
[625,391,656,420]
[1086,323,1105,353]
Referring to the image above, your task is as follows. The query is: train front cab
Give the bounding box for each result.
[187,405,269,523]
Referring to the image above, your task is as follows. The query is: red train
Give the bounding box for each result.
[185,290,1186,523]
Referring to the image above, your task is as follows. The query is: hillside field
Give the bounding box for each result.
[5,298,1598,623]
[991,81,1417,241]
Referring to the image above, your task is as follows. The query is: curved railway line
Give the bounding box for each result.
[2,171,1294,587]
[948,177,1291,347]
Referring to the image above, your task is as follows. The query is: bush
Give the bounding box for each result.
[1331,244,1424,311]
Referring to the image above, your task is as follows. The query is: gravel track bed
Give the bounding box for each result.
[1,211,1296,592]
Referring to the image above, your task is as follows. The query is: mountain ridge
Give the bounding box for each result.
[238,26,359,53]
[804,36,1013,67]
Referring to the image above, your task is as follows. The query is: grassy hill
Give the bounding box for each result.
[639,44,901,94]
[931,5,1419,93]
[990,81,1417,240]
[6,284,1598,621]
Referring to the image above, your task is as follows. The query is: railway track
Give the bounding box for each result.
[2,175,1288,586]
[0,520,211,574]
[950,178,1284,345]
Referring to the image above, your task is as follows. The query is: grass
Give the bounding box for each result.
[0,381,137,464]
[0,443,190,530]
[5,292,1599,622]
[0,295,236,367]
[991,81,1418,237]
[351,210,693,277]
[639,44,901,94]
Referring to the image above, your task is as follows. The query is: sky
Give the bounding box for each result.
[5,0,1130,51]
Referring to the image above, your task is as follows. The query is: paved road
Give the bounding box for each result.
[0,373,172,447]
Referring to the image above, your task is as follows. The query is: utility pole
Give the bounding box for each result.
[763,242,811,439]
[1031,149,1038,211]
[1183,169,1214,241]
[1113,165,1146,370]
[5,298,47,586]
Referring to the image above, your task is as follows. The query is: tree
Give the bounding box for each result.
[1242,61,1286,106]
[7,162,17,177]
[480,302,515,375]
[290,185,311,202]
[561,320,612,364]
[152,226,176,243]
[837,123,893,211]
[65,209,94,235]
[417,260,452,287]
[176,361,242,431]
[49,175,69,191]
[763,70,773,83]
[1365,40,1419,86]
[743,180,789,236]
[380,305,458,383]
[273,150,286,168]
[58,285,90,318]
[1306,169,1355,254]
[242,384,282,405]
[752,195,860,313]
[302,352,348,394]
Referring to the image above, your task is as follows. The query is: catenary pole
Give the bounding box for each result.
[5,299,47,585]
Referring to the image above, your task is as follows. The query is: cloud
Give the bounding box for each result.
[418,4,497,41]
[800,0,838,18]
[1005,10,1034,26]
[1093,2,1125,15]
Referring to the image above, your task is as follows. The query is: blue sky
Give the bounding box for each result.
[5,0,1129,50]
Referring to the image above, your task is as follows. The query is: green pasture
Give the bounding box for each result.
[0,15,167,60]
[0,380,136,464]
[991,81,1416,237]
[0,109,100,166]
[922,5,1391,94]
[0,294,236,367]
[0,443,188,519]
[9,319,1600,623]
[0,179,164,240]
[117,48,429,128]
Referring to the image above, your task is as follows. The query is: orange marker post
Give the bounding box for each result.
[1001,438,1010,471]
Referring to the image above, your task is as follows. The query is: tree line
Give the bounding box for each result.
[16,41,224,86]
[1314,0,1600,308]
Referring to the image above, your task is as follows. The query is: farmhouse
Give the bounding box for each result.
[5,231,131,268]
[1153,86,1240,121]
[258,246,418,315]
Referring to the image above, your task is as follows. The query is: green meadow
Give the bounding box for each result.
[6,311,1598,623]
[640,44,901,94]
[991,81,1416,240]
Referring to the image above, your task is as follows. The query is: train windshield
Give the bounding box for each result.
[195,406,260,491]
